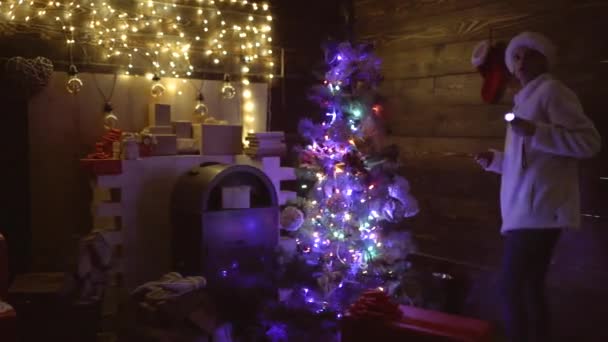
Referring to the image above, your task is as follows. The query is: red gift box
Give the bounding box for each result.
[342,291,493,342]
[0,301,17,342]
[80,158,122,175]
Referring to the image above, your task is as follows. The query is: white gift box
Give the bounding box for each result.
[149,103,171,126]
[221,186,251,209]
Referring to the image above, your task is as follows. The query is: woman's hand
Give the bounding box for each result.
[474,151,494,169]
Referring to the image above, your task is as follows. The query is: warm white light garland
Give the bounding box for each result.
[0,0,275,79]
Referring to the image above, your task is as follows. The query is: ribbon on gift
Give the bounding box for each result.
[86,128,123,159]
[348,290,403,321]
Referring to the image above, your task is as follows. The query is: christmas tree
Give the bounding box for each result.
[277,42,420,316]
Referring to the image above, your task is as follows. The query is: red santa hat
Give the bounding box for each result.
[505,31,556,73]
[471,40,509,104]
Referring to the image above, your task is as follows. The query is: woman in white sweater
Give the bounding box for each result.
[475,32,601,342]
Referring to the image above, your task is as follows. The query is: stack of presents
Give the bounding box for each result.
[244,131,287,158]
[80,103,246,176]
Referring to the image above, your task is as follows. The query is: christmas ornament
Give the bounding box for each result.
[150,74,165,98]
[66,64,83,94]
[388,176,419,218]
[92,73,118,131]
[327,193,347,213]
[221,74,237,99]
[280,206,305,232]
[193,92,209,119]
[103,102,118,130]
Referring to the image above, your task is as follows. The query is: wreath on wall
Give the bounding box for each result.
[2,56,54,97]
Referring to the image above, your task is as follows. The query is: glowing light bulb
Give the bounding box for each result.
[150,74,165,97]
[221,74,236,99]
[505,112,515,122]
[193,92,209,120]
[103,102,118,130]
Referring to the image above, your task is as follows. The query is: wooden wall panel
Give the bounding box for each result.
[356,0,608,52]
[380,40,482,79]
[388,104,509,138]
[390,136,503,155]
[382,75,515,106]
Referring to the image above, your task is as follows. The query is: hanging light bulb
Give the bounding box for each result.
[221,73,236,99]
[103,102,118,130]
[150,74,165,98]
[193,92,209,122]
[66,64,83,94]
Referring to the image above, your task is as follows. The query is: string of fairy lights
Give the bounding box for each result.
[0,0,274,135]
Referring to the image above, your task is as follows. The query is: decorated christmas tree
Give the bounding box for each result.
[276,42,420,318]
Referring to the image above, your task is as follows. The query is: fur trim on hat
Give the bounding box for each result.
[505,31,556,73]
[471,40,490,67]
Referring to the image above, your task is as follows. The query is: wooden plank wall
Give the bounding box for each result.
[355,0,608,339]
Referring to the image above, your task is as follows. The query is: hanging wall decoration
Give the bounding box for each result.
[150,74,166,98]
[220,73,236,99]
[3,56,54,96]
[91,73,119,130]
[471,40,509,104]
[66,64,83,94]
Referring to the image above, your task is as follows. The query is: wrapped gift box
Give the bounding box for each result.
[173,120,193,139]
[177,138,199,154]
[148,126,173,134]
[149,103,171,126]
[80,158,122,175]
[193,124,243,155]
[342,306,493,342]
[151,134,178,156]
[221,186,251,209]
[341,291,493,342]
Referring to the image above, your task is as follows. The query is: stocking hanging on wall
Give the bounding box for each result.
[471,40,509,104]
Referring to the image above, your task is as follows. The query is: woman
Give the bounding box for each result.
[475,32,601,342]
